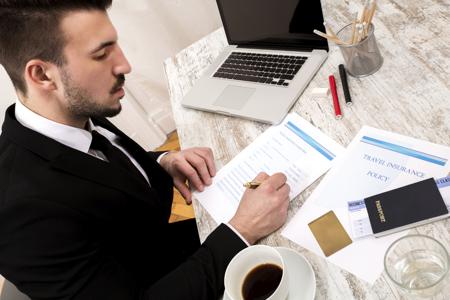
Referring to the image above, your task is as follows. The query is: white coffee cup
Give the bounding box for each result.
[224,245,289,300]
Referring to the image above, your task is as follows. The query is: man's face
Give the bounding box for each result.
[58,10,131,119]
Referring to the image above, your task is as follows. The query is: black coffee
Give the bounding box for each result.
[241,263,283,300]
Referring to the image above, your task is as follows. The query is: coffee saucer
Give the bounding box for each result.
[222,247,316,300]
[275,247,316,300]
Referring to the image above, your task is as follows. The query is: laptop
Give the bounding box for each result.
[181,0,329,124]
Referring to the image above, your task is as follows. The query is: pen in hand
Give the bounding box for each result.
[243,181,261,189]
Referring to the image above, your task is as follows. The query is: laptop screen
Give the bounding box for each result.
[216,0,328,51]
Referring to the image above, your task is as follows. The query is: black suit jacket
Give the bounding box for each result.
[0,104,246,300]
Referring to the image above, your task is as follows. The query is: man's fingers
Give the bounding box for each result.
[253,172,270,182]
[175,159,204,191]
[277,183,291,199]
[174,179,192,204]
[264,172,287,190]
[194,148,216,177]
[186,152,212,186]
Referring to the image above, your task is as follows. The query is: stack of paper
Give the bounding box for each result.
[282,126,450,284]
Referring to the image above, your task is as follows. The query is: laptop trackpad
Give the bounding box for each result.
[213,85,255,110]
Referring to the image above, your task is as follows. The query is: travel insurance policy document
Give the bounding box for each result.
[282,126,450,284]
[194,113,344,224]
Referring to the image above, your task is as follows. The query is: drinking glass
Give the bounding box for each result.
[384,234,449,298]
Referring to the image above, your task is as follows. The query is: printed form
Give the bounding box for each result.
[194,113,344,224]
[282,126,450,284]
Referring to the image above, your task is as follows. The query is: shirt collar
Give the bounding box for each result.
[15,100,94,153]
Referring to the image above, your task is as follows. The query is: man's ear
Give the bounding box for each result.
[24,60,59,92]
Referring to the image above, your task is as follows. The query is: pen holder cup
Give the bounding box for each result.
[336,23,383,77]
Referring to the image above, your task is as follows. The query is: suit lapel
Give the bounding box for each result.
[91,117,174,189]
[50,149,157,206]
[91,117,174,217]
[2,105,168,207]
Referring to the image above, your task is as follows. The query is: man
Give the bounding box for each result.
[0,1,291,299]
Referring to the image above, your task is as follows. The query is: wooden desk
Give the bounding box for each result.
[164,0,450,298]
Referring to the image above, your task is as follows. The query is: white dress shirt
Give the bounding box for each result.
[14,100,150,184]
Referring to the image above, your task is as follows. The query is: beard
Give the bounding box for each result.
[60,68,125,119]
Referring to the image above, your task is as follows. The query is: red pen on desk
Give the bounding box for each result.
[328,75,342,120]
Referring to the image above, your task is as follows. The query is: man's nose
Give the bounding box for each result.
[113,46,132,75]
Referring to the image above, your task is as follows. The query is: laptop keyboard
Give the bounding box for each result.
[213,52,307,87]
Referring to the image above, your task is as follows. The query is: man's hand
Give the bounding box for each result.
[159,147,216,204]
[229,172,290,245]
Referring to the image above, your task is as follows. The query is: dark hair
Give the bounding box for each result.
[0,0,113,95]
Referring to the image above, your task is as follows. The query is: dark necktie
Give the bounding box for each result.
[90,130,145,182]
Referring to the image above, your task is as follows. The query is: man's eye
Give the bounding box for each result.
[94,52,107,60]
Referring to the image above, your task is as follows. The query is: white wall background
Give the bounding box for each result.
[0,0,221,149]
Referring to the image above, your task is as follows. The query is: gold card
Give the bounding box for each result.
[308,210,352,257]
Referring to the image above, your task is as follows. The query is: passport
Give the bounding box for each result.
[364,178,449,237]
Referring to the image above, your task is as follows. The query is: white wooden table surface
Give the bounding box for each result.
[163,0,450,298]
